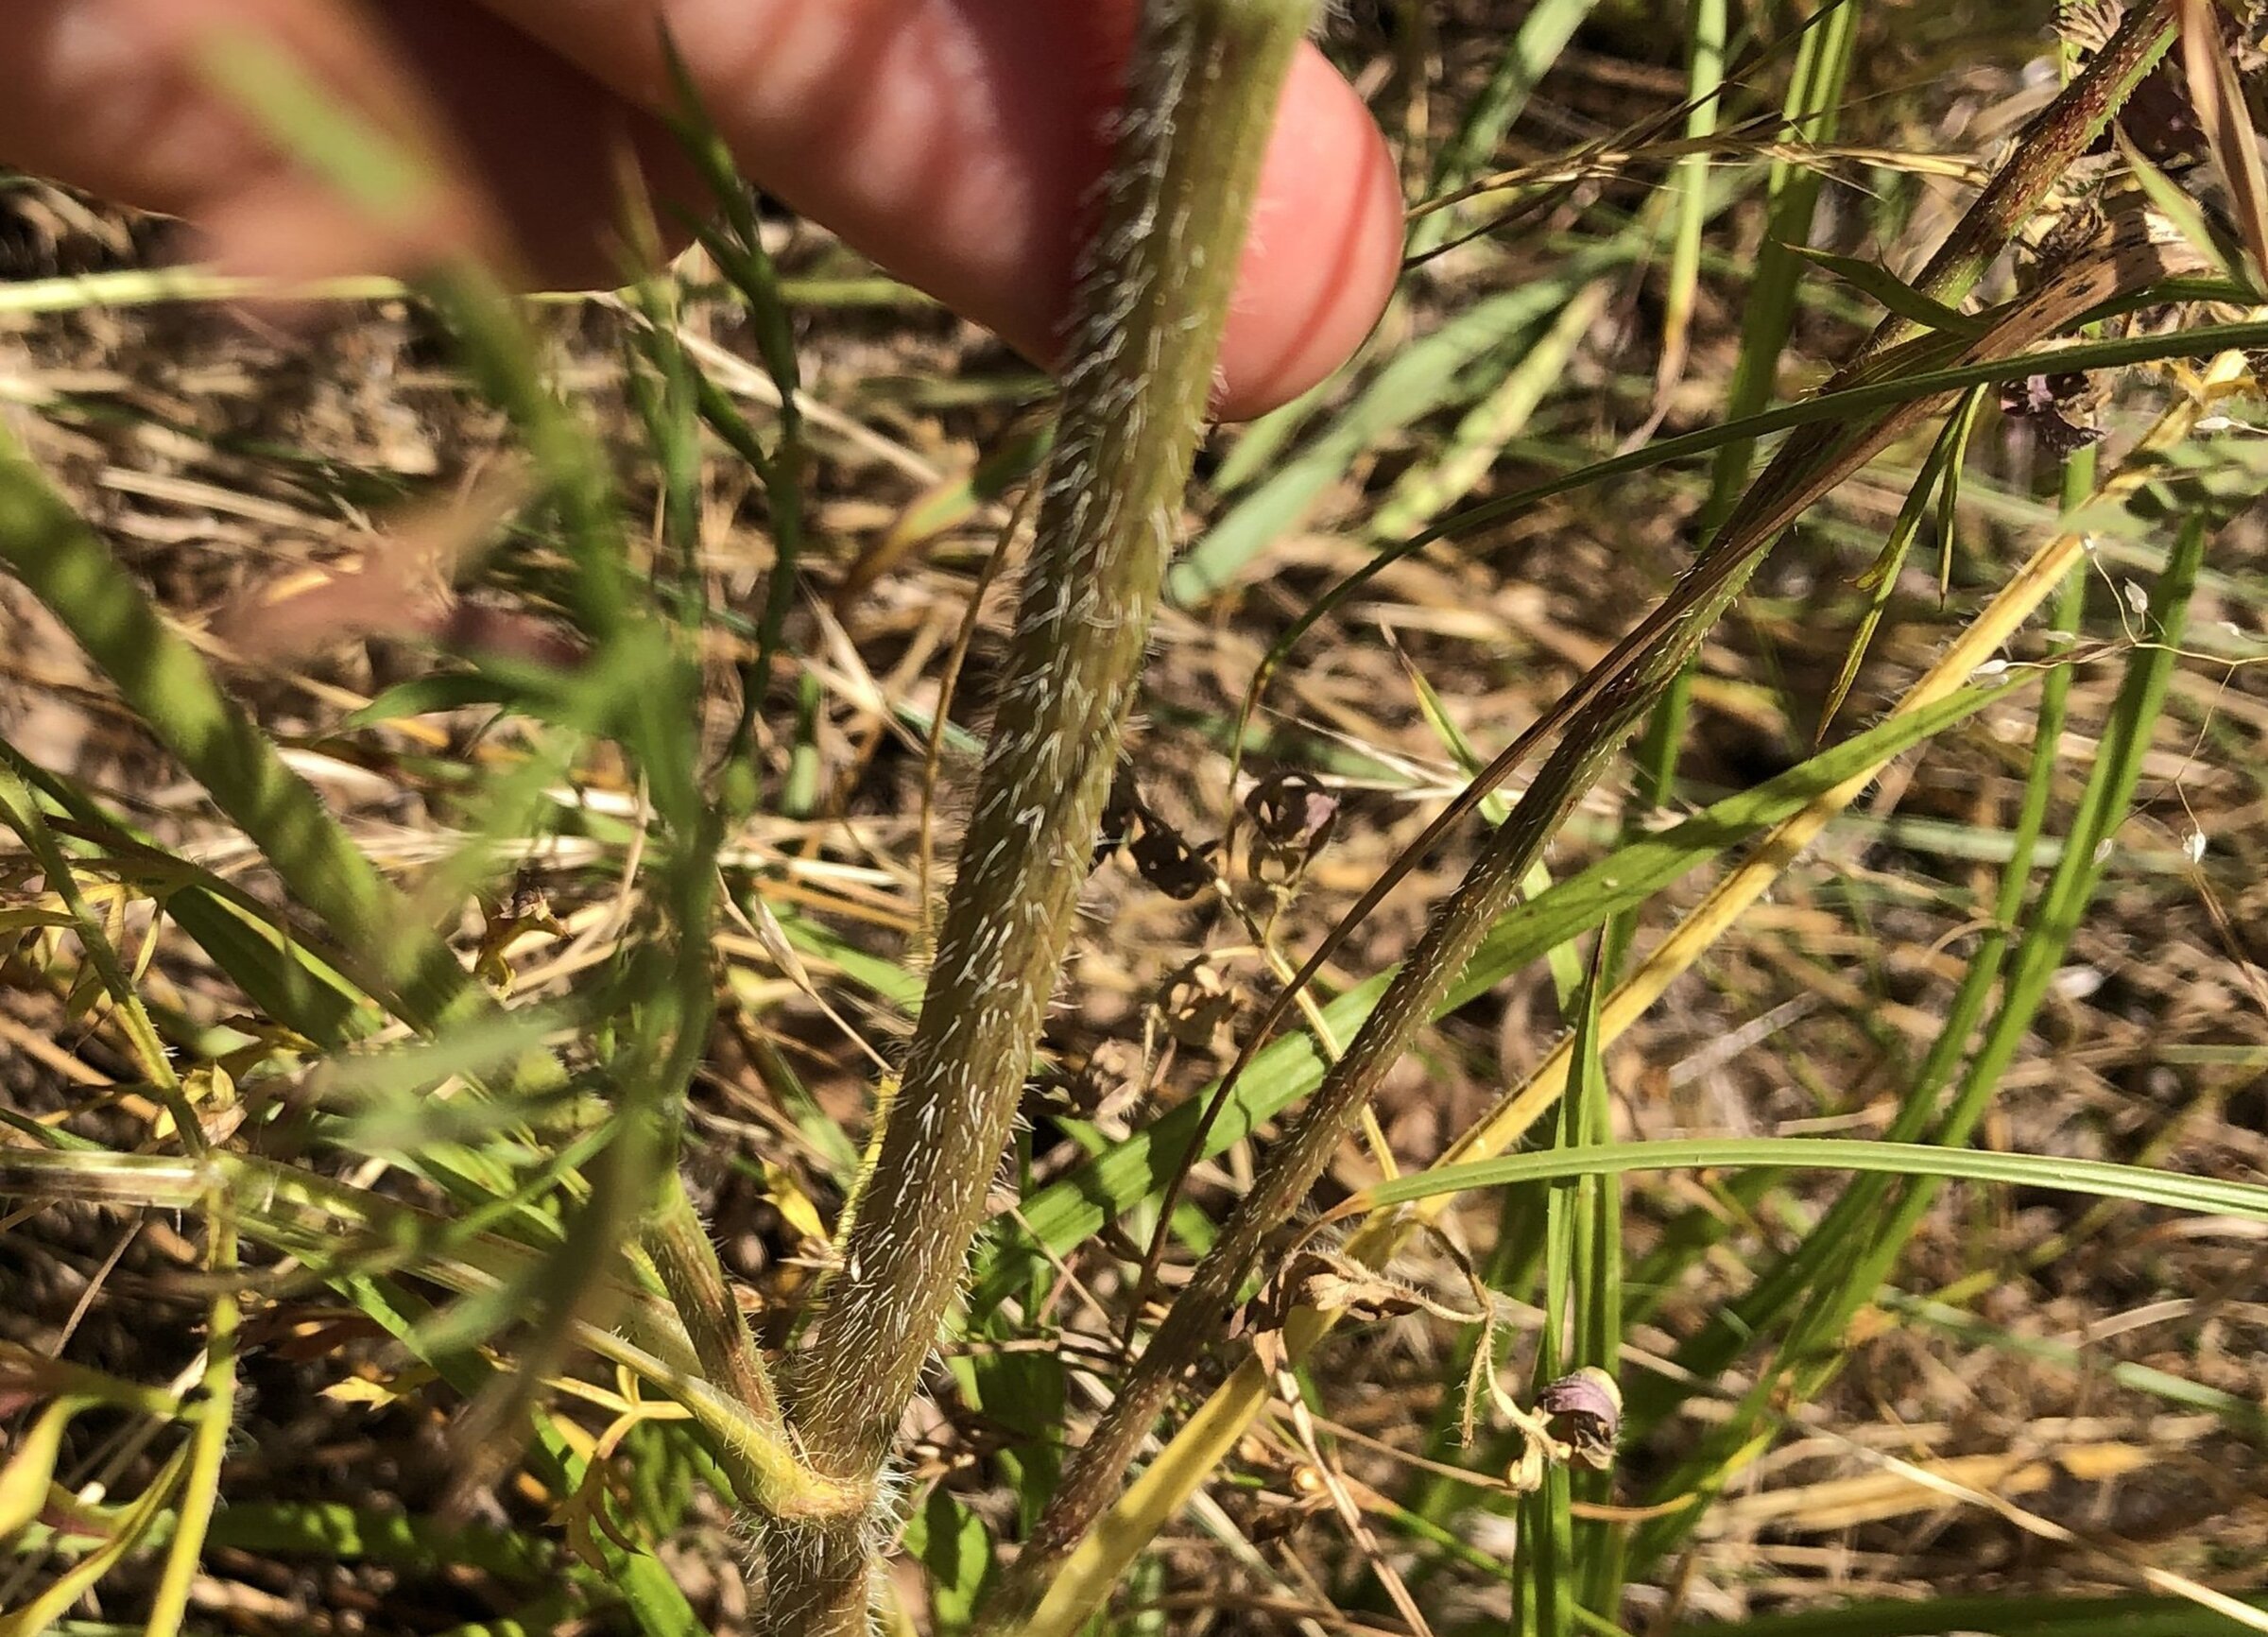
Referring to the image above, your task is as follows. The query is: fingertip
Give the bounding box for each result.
[1210,45,1402,422]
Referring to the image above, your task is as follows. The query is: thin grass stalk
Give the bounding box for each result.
[1408,0,1603,259]
[1001,359,2235,1637]
[1570,953,1623,1614]
[1622,449,2097,1441]
[1628,0,1854,815]
[758,4,1317,1630]
[1632,0,1725,445]
[989,9,2179,1611]
[141,1214,237,1637]
[1631,497,2218,1567]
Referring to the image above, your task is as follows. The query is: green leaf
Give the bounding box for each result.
[1792,245,1989,337]
[913,1488,993,1636]
[338,673,525,730]
[1354,1137,2268,1221]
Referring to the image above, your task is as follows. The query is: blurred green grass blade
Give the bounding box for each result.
[660,35,800,404]
[1647,0,1726,424]
[0,440,476,1037]
[210,40,760,1456]
[771,895,926,1013]
[196,31,429,229]
[863,421,1053,573]
[1696,0,1860,528]
[782,669,824,818]
[1212,369,1339,494]
[42,1501,554,1583]
[339,673,526,730]
[1888,1292,2268,1436]
[1367,280,1610,543]
[974,683,2009,1298]
[623,277,706,590]
[688,364,776,486]
[1410,0,1602,257]
[1169,246,1641,603]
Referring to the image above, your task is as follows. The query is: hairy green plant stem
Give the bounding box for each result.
[985,2,2182,1619]
[758,2,1317,1630]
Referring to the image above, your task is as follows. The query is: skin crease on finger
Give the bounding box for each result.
[4,0,1402,418]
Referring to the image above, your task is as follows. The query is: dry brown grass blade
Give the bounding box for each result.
[2177,0,2268,284]
[1706,1441,2156,1532]
[208,465,528,659]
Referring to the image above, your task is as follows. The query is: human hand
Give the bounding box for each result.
[5,0,1402,419]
